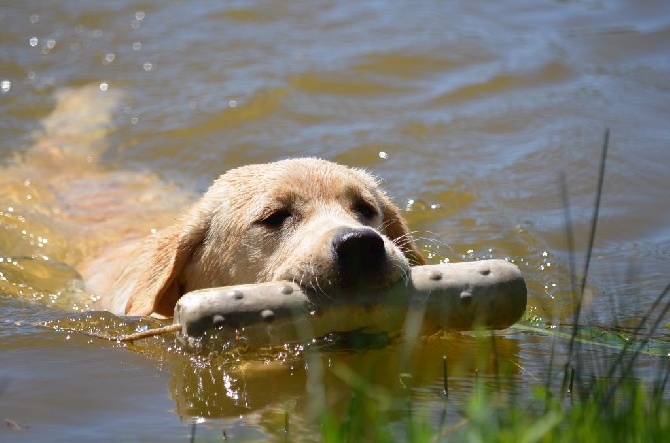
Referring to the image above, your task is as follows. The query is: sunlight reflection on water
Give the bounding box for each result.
[1,0,670,440]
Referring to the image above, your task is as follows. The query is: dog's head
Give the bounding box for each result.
[126,158,424,316]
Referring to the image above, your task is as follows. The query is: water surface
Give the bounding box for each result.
[1,0,669,441]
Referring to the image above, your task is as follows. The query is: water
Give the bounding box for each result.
[2,0,670,441]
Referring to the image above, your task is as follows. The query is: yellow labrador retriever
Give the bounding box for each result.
[84,158,425,317]
[3,85,424,318]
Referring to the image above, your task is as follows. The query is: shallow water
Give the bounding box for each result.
[2,0,670,441]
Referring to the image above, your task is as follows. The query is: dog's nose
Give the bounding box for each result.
[332,227,387,284]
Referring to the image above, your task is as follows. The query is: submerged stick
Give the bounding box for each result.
[79,324,181,343]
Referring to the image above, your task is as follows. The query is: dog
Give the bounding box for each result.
[2,85,424,318]
[84,158,426,317]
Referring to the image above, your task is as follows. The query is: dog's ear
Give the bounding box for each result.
[380,197,426,266]
[125,221,203,317]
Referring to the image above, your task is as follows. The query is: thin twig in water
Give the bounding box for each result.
[70,324,181,343]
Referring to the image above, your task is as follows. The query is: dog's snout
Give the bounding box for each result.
[332,227,387,284]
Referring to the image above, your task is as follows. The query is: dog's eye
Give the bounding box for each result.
[353,201,378,220]
[259,209,292,228]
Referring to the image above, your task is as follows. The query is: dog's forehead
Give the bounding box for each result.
[226,159,379,200]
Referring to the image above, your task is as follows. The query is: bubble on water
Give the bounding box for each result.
[29,37,38,47]
[143,62,153,71]
[135,11,145,21]
[379,151,388,159]
[99,82,108,91]
[132,41,142,50]
[1,80,10,93]
[228,100,237,108]
[30,14,39,24]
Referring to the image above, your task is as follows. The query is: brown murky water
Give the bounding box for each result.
[2,1,670,441]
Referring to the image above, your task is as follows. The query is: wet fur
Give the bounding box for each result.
[85,158,425,317]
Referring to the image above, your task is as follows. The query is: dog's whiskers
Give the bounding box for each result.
[290,264,335,300]
[378,219,394,231]
[392,229,454,264]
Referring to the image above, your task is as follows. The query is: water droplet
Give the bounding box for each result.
[29,37,38,47]
[1,80,10,93]
[379,151,388,159]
